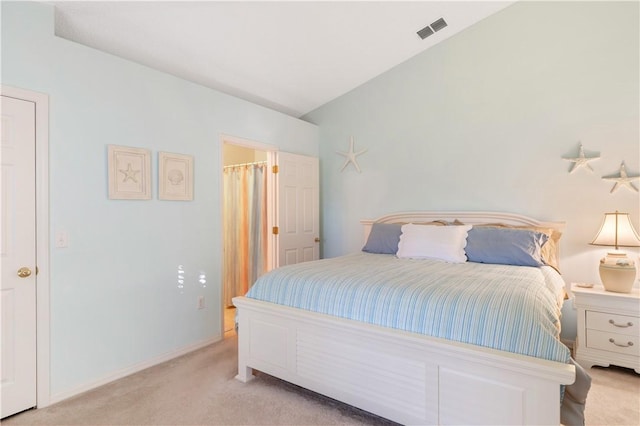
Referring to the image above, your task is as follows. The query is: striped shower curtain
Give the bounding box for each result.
[223,163,268,307]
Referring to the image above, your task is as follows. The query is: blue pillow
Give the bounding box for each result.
[465,227,549,267]
[362,223,402,254]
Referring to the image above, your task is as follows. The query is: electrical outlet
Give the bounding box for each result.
[55,231,69,248]
[198,296,205,310]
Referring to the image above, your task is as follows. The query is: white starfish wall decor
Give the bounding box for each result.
[337,136,367,173]
[602,162,639,193]
[562,142,600,173]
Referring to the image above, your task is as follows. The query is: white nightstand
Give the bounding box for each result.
[572,284,640,374]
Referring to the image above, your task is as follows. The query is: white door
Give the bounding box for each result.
[1,95,38,418]
[274,152,319,266]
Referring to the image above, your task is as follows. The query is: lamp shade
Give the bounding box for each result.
[590,211,640,249]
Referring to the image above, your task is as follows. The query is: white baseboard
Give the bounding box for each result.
[48,335,221,406]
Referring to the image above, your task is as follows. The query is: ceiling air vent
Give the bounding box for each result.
[417,25,434,40]
[431,18,448,32]
[417,17,448,40]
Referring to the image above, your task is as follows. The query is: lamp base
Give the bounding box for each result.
[599,252,637,293]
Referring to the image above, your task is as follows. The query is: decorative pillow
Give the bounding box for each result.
[396,223,472,263]
[470,223,562,271]
[362,223,402,254]
[465,226,549,267]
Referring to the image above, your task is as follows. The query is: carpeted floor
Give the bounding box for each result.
[582,364,640,425]
[3,335,639,425]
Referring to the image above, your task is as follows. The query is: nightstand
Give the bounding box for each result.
[572,284,640,374]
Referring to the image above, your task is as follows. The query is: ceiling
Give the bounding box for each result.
[53,1,514,117]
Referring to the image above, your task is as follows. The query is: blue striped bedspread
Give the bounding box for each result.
[246,252,570,364]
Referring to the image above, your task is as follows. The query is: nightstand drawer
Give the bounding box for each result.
[586,311,639,336]
[586,329,639,356]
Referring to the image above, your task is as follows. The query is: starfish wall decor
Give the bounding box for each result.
[562,142,600,173]
[602,162,639,193]
[337,136,367,173]
[119,162,141,183]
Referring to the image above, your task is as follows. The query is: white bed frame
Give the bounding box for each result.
[233,211,575,425]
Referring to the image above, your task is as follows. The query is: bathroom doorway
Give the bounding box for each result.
[222,139,272,336]
[220,136,320,337]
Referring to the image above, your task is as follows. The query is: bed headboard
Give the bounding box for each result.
[361,211,566,255]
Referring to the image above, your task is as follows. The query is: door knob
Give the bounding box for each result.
[314,237,320,243]
[17,267,32,278]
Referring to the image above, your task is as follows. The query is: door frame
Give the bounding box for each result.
[219,134,277,337]
[1,85,50,408]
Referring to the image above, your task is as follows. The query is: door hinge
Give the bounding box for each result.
[272,165,279,174]
[272,226,279,235]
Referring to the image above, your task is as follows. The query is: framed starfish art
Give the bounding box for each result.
[108,145,152,199]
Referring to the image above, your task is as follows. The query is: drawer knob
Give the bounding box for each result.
[608,319,633,328]
[609,338,634,348]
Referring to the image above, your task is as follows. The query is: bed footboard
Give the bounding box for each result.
[233,296,575,425]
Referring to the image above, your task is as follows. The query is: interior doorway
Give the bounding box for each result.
[0,86,51,413]
[221,139,273,336]
[220,136,320,337]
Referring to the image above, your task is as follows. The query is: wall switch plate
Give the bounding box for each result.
[198,296,205,310]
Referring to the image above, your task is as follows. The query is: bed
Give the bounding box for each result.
[233,211,578,425]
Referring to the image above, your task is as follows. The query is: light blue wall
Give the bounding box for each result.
[305,1,639,341]
[3,0,638,396]
[2,1,317,397]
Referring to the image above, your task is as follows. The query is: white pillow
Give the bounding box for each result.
[397,223,472,263]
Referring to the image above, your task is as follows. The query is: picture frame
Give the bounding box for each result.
[158,152,194,201]
[107,145,152,200]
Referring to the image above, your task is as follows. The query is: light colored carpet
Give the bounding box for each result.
[4,336,639,425]
[583,364,640,426]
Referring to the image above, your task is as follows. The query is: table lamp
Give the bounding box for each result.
[590,211,640,293]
